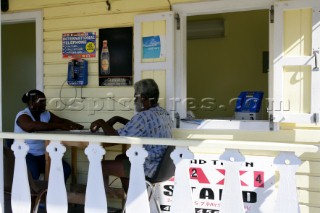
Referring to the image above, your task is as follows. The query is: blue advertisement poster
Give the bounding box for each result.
[142,36,161,59]
[62,32,96,58]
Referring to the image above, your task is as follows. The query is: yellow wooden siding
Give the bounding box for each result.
[4,0,320,211]
[43,1,169,19]
[283,9,312,114]
[41,1,171,126]
[38,0,172,187]
[8,0,170,12]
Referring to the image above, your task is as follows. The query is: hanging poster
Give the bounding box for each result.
[142,35,166,59]
[155,154,276,213]
[99,27,133,86]
[62,32,96,58]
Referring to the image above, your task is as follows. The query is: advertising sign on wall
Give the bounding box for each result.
[62,32,96,59]
[98,27,133,86]
[155,154,276,213]
[142,35,166,60]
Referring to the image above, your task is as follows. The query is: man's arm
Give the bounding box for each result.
[106,116,129,126]
[90,119,119,135]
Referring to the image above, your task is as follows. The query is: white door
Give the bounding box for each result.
[134,12,175,116]
[272,0,320,124]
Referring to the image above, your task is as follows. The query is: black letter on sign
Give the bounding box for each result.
[242,191,257,203]
[199,188,214,200]
[163,185,174,196]
[1,0,9,12]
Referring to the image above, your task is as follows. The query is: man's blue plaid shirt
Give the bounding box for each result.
[117,105,173,178]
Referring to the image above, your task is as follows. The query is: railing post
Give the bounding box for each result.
[84,143,107,213]
[170,147,194,213]
[11,139,31,213]
[273,151,301,213]
[46,141,68,213]
[220,149,245,213]
[125,144,149,213]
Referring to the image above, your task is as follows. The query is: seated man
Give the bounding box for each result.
[90,79,173,192]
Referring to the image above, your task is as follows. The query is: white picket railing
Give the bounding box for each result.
[0,131,318,213]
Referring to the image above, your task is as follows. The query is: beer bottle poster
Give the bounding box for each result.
[99,27,133,86]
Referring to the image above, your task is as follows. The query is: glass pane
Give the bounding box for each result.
[283,65,311,113]
[284,8,312,56]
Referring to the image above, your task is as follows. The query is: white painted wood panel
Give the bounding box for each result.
[11,140,31,213]
[134,12,175,114]
[173,128,320,143]
[46,141,68,213]
[272,0,320,124]
[84,143,107,213]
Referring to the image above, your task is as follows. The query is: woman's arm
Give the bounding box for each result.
[16,114,72,132]
[49,112,83,130]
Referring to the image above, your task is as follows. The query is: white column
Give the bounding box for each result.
[219,149,245,213]
[125,144,149,213]
[11,139,31,213]
[273,151,301,213]
[84,143,107,213]
[46,141,68,213]
[170,147,194,213]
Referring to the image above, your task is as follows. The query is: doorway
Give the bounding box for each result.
[1,11,43,132]
[1,22,36,132]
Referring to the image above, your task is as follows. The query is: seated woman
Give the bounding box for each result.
[14,89,84,181]
[90,79,173,193]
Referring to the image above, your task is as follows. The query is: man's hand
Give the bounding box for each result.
[90,119,106,132]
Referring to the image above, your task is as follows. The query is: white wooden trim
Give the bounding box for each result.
[1,11,43,213]
[1,11,44,91]
[173,0,272,119]
[0,132,318,153]
[134,12,175,113]
[269,8,275,110]
[272,0,320,123]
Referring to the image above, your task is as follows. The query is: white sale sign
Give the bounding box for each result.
[155,154,276,213]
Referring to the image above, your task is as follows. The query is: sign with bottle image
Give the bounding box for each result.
[62,32,96,59]
[99,27,133,86]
